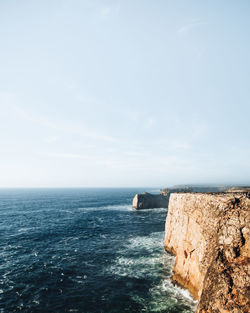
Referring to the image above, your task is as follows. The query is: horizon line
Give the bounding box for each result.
[0,183,249,189]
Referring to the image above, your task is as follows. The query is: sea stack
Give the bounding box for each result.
[132,187,193,210]
[132,192,169,209]
[164,192,250,313]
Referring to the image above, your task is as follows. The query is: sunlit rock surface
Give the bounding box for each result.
[164,192,250,313]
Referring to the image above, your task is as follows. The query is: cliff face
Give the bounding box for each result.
[132,192,169,209]
[164,193,250,313]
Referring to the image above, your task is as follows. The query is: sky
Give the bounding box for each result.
[0,0,250,187]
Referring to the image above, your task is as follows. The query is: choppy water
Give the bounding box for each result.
[0,188,196,313]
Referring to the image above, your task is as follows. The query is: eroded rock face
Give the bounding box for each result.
[164,193,250,313]
[132,192,169,209]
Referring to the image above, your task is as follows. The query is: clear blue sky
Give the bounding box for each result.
[0,0,249,187]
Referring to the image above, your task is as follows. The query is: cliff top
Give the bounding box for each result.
[161,185,250,195]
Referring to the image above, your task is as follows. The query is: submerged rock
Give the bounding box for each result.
[164,192,250,313]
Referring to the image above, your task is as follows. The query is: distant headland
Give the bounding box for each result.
[132,185,250,210]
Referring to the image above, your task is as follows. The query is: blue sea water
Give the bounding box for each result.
[0,188,196,313]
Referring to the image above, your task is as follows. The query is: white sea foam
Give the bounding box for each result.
[129,276,197,313]
[32,300,40,305]
[106,231,196,312]
[124,231,165,250]
[18,227,34,233]
[132,207,167,213]
[162,279,196,302]
[78,204,131,212]
[61,210,74,214]
[106,232,170,279]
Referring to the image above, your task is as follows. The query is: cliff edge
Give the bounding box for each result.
[164,193,250,313]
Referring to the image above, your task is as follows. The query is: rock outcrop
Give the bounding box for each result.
[133,187,194,210]
[132,186,248,210]
[164,193,250,313]
[132,192,169,209]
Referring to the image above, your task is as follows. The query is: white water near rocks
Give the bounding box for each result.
[0,188,196,313]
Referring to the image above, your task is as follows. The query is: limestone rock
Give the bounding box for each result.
[132,192,169,209]
[164,193,250,313]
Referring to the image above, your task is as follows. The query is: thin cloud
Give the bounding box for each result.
[42,153,88,159]
[100,3,120,19]
[43,136,58,144]
[101,7,111,17]
[177,19,207,35]
[145,117,155,129]
[7,102,119,143]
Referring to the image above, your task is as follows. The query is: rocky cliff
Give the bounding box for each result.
[132,187,193,210]
[164,193,250,313]
[132,185,246,210]
[132,186,232,210]
[132,192,169,209]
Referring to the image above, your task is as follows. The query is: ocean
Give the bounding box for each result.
[0,188,196,313]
